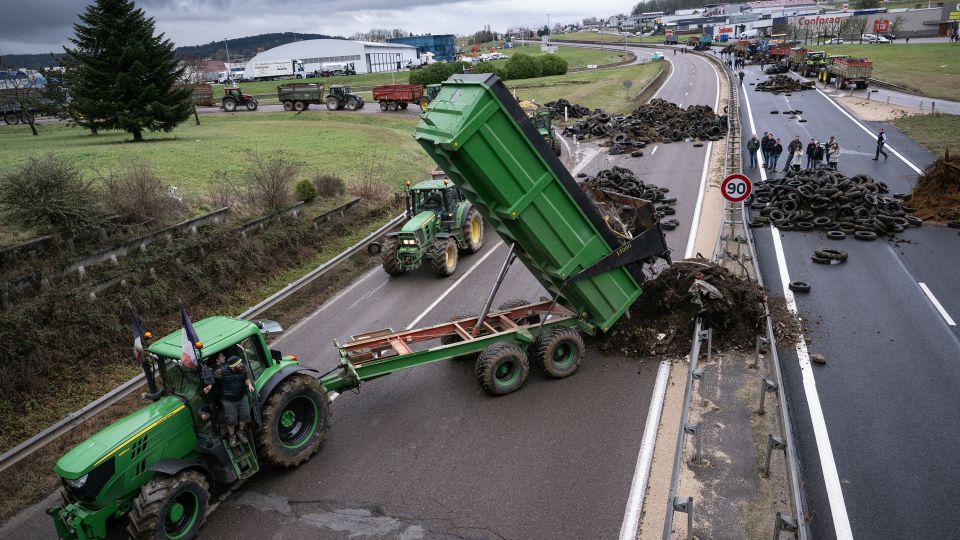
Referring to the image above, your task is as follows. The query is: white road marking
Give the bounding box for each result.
[678,102,683,107]
[919,282,957,326]
[684,142,713,259]
[405,241,506,329]
[619,360,671,540]
[814,88,922,174]
[572,148,599,176]
[556,128,572,159]
[769,225,853,539]
[347,277,390,310]
[684,91,688,96]
[651,145,658,155]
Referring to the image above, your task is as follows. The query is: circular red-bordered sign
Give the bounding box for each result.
[721,173,753,203]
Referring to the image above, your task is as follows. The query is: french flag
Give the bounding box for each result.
[130,304,146,362]
[179,304,200,370]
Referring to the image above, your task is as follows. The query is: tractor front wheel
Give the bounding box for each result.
[476,342,529,395]
[246,100,258,111]
[380,238,405,276]
[346,98,359,111]
[326,97,340,111]
[127,470,209,540]
[460,208,484,254]
[258,374,332,467]
[535,327,585,378]
[430,237,458,277]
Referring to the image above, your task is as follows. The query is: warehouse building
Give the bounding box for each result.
[244,39,418,77]
[387,34,457,63]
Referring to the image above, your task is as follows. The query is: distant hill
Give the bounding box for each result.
[176,32,347,61]
[2,32,348,69]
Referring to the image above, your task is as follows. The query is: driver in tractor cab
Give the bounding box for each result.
[204,355,254,447]
[421,191,443,212]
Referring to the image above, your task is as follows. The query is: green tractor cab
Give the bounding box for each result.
[325,85,365,111]
[48,317,331,540]
[801,51,827,77]
[525,106,562,156]
[419,84,442,110]
[380,179,484,277]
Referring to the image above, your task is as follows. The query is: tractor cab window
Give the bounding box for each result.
[414,190,445,214]
[226,88,240,98]
[215,336,268,380]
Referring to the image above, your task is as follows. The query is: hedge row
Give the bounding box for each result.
[409,54,569,86]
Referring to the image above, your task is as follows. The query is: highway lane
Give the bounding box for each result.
[738,61,960,538]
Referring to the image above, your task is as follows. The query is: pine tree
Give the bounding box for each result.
[64,0,192,141]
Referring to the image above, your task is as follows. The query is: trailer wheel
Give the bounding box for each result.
[222,99,237,112]
[380,237,405,276]
[430,237,458,277]
[294,101,305,111]
[346,98,359,111]
[127,470,209,540]
[476,342,530,395]
[258,374,332,468]
[283,101,294,111]
[3,113,18,125]
[326,96,340,111]
[388,101,398,111]
[535,327,585,379]
[379,101,388,111]
[460,207,484,254]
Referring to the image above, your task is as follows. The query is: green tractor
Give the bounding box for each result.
[528,107,562,156]
[800,51,827,77]
[48,317,332,540]
[418,84,442,110]
[380,179,484,277]
[324,85,365,111]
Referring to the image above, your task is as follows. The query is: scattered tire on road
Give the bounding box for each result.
[789,280,811,293]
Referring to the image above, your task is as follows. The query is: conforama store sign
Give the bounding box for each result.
[797,14,851,26]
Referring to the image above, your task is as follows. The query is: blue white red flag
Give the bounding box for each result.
[179,304,199,370]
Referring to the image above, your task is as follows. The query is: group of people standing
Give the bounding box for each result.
[746,133,841,173]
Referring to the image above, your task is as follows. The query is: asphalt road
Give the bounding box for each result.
[737,62,960,538]
[0,46,718,539]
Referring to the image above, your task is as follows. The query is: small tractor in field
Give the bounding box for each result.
[48,318,332,539]
[380,179,484,277]
[324,85,365,111]
[220,87,258,112]
[521,103,562,156]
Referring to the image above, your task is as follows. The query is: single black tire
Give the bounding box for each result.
[811,255,832,264]
[325,97,340,111]
[789,280,811,293]
[815,248,848,261]
[283,101,294,111]
[246,101,257,111]
[535,328,585,379]
[826,230,846,240]
[430,237,458,277]
[854,230,878,241]
[475,342,530,395]
[461,207,484,254]
[380,238,405,276]
[379,101,389,111]
[222,99,237,112]
[947,220,960,229]
[257,374,332,467]
[346,98,359,111]
[127,470,209,540]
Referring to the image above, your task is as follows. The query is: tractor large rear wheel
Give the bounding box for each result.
[257,374,332,467]
[222,99,237,112]
[326,97,340,111]
[127,470,209,540]
[420,97,430,110]
[430,237,458,277]
[380,238,405,276]
[476,342,529,395]
[460,208,484,254]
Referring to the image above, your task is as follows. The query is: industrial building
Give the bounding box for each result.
[244,39,418,77]
[387,34,457,63]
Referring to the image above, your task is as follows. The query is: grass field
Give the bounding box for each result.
[815,43,958,101]
[0,113,434,199]
[893,113,960,158]
[500,44,628,68]
[506,61,662,115]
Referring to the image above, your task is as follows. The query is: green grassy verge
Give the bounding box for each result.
[0,113,434,198]
[505,61,662,115]
[893,113,960,158]
[815,43,958,101]
[499,44,628,68]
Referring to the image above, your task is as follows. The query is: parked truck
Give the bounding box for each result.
[277,82,325,111]
[824,56,873,89]
[315,62,356,77]
[48,73,670,540]
[248,59,306,81]
[664,30,678,45]
[372,84,423,111]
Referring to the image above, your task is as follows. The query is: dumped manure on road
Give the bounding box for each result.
[597,259,771,356]
[755,75,814,94]
[905,150,960,223]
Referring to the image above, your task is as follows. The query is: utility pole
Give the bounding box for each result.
[224,38,231,83]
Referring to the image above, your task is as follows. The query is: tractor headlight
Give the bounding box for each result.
[63,474,87,490]
[402,239,416,245]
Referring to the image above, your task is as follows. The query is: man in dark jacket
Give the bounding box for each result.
[784,136,803,171]
[747,134,760,168]
[813,142,825,167]
[769,139,784,171]
[873,128,888,160]
[760,131,771,168]
[205,355,254,446]
[805,139,816,169]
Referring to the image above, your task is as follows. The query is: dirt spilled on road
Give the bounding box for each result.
[907,150,960,222]
[598,259,772,356]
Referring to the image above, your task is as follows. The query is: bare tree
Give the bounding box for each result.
[178,57,208,126]
[0,61,45,136]
[890,16,907,36]
[845,16,869,43]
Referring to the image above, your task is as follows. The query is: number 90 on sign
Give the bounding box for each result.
[721,173,752,203]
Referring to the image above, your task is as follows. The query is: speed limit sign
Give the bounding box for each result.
[721,173,752,203]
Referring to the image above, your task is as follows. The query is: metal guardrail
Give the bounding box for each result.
[0,207,402,474]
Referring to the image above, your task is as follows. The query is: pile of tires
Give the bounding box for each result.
[543,98,592,119]
[581,166,680,230]
[748,168,921,239]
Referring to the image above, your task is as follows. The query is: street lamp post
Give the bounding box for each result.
[224,38,231,83]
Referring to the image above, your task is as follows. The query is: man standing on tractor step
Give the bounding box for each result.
[205,355,254,447]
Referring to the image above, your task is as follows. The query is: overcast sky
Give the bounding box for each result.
[0,0,635,54]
